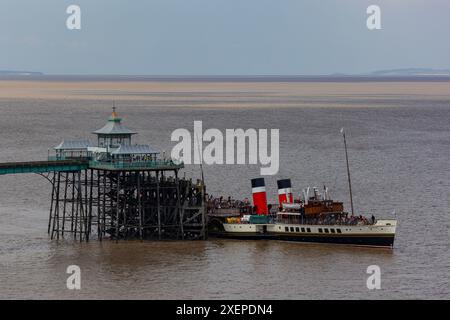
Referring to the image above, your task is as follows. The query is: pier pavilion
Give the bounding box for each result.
[0,108,206,241]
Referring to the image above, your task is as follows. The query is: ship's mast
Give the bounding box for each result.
[341,128,355,217]
[195,131,205,184]
[195,132,206,238]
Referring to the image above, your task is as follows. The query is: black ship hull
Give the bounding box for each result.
[209,231,276,240]
[274,233,395,248]
[211,230,395,247]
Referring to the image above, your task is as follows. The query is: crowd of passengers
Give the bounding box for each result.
[207,195,252,209]
[278,212,376,226]
[205,196,376,225]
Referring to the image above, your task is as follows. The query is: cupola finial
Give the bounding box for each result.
[111,101,119,121]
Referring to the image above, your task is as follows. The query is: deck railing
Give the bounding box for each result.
[48,155,184,170]
[0,159,88,175]
[88,159,184,170]
[48,155,90,161]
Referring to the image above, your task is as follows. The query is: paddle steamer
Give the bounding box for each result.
[217,130,397,248]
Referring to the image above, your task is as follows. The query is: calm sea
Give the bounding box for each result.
[0,80,449,299]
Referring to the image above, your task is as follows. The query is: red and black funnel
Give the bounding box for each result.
[277,179,293,207]
[251,178,268,215]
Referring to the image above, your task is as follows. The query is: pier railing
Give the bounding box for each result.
[47,155,184,171]
[88,159,184,171]
[0,159,88,175]
[48,156,90,161]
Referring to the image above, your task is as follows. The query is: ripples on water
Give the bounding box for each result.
[0,86,449,299]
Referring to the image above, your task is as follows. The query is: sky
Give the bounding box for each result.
[1,0,449,75]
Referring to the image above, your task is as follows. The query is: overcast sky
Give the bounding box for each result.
[1,0,449,75]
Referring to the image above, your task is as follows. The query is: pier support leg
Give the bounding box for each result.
[157,171,161,240]
[115,171,120,242]
[51,172,61,240]
[48,172,56,235]
[137,171,143,240]
[87,169,93,241]
[61,172,69,236]
[70,172,75,233]
[175,170,184,240]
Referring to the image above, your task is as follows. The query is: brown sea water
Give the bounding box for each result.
[0,80,449,299]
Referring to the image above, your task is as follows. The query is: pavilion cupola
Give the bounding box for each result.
[93,107,137,149]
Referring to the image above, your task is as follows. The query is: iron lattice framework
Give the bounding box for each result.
[48,168,206,241]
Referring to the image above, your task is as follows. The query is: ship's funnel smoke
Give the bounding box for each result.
[251,178,268,215]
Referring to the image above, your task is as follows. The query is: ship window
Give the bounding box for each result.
[330,229,335,233]
[295,227,300,232]
[337,229,342,234]
[290,227,295,232]
[301,228,305,232]
[307,228,311,233]
[324,228,329,233]
[285,227,289,232]
[318,228,323,233]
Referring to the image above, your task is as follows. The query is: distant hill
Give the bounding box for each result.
[0,70,43,76]
[369,68,450,76]
[1,69,450,81]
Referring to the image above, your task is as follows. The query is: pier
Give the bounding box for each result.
[0,108,206,241]
[0,159,88,175]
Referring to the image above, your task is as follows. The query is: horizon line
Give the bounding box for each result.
[2,73,450,83]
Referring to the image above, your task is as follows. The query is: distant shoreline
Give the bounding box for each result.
[2,74,450,83]
[1,79,450,105]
